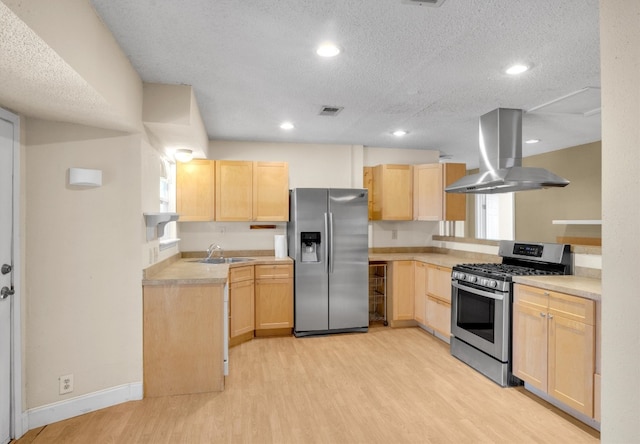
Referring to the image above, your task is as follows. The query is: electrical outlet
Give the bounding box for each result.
[391,229,398,240]
[59,373,74,395]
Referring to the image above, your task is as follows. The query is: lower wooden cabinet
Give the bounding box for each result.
[426,295,451,338]
[389,261,415,323]
[143,283,225,396]
[414,261,427,325]
[229,265,255,345]
[513,284,595,417]
[255,264,293,332]
[425,264,452,339]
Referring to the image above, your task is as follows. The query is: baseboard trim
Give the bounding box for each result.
[25,382,143,430]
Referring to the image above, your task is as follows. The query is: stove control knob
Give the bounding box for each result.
[456,272,465,280]
[467,275,477,283]
[488,280,497,288]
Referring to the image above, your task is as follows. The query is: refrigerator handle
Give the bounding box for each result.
[329,212,334,274]
[324,212,330,274]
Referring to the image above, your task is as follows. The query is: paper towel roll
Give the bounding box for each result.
[274,235,287,258]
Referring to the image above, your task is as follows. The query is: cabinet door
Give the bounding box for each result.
[255,278,293,330]
[548,305,595,417]
[512,299,549,392]
[372,164,413,220]
[414,262,427,324]
[413,163,443,221]
[390,261,415,321]
[426,265,452,303]
[176,160,215,221]
[216,160,253,221]
[426,296,450,338]
[253,161,289,221]
[229,279,254,338]
[413,163,466,221]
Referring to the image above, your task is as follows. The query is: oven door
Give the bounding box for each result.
[450,280,509,362]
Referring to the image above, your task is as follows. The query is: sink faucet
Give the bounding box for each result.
[206,243,223,260]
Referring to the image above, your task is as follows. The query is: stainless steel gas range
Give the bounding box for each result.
[450,240,572,387]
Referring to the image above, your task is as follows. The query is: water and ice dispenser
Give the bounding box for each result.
[301,232,321,262]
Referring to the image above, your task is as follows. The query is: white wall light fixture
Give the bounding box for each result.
[174,148,193,163]
[68,167,102,187]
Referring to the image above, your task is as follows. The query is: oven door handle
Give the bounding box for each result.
[452,280,507,301]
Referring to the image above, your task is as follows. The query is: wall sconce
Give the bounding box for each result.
[68,167,102,187]
[174,149,193,163]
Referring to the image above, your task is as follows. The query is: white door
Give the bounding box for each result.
[0,116,14,444]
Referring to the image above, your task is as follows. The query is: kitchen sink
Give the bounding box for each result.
[192,257,255,264]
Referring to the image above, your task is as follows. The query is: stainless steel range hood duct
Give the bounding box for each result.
[445,108,570,194]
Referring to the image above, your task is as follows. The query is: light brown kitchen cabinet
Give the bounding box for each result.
[363,166,373,220]
[253,161,289,221]
[371,164,413,220]
[414,261,427,325]
[255,264,293,333]
[143,283,224,396]
[388,260,415,324]
[513,284,595,417]
[216,160,289,221]
[425,264,452,338]
[176,159,215,221]
[229,265,255,346]
[216,160,254,221]
[413,163,466,221]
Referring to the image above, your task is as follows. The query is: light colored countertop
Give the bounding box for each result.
[142,256,293,286]
[368,252,498,269]
[512,275,602,301]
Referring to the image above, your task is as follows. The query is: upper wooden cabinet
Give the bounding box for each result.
[371,164,413,220]
[253,161,289,221]
[176,159,215,221]
[413,163,466,221]
[363,166,374,220]
[215,160,289,222]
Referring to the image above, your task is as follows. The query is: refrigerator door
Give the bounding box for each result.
[290,188,330,333]
[328,189,369,330]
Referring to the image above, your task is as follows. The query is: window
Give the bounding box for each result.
[475,193,514,240]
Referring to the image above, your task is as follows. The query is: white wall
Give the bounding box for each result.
[179,141,443,252]
[600,1,640,441]
[24,118,143,408]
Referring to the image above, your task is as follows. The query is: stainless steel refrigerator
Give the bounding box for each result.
[288,188,369,337]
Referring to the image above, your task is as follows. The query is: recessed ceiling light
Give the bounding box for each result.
[525,139,540,144]
[316,43,340,57]
[392,130,408,137]
[280,122,294,130]
[505,64,529,75]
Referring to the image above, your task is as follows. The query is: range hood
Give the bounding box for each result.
[445,108,570,194]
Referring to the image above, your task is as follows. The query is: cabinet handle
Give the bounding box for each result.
[548,313,554,320]
[540,312,546,318]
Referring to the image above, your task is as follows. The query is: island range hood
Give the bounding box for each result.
[445,108,570,194]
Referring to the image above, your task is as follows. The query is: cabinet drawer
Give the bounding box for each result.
[426,296,451,337]
[426,264,452,303]
[255,264,292,279]
[229,265,254,283]
[514,284,548,310]
[549,292,595,325]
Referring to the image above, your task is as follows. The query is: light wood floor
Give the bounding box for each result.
[15,326,600,443]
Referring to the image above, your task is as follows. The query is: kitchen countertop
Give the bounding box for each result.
[142,256,293,286]
[512,275,602,301]
[368,252,498,269]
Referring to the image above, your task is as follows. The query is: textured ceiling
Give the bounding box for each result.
[0,2,132,132]
[96,1,600,167]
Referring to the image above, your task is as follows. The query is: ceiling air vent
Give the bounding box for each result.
[319,106,344,116]
[401,0,447,7]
